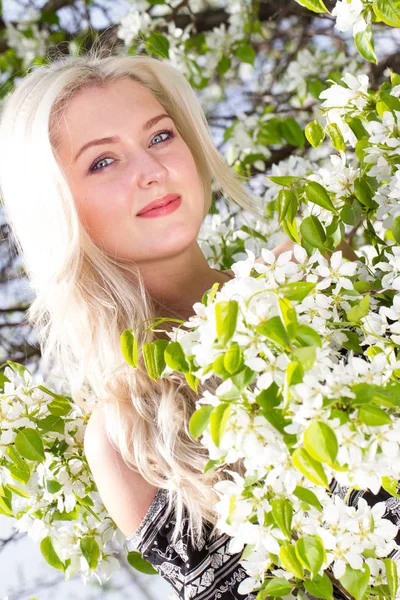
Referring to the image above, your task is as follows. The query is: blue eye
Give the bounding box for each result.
[90,157,114,172]
[88,128,175,174]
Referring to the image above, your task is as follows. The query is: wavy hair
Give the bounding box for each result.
[0,46,265,545]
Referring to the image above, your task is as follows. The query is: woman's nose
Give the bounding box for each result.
[130,148,168,189]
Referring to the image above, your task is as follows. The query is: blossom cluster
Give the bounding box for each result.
[148,244,400,598]
[0,364,124,584]
[298,0,400,64]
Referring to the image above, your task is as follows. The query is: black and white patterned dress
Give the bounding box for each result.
[126,482,400,600]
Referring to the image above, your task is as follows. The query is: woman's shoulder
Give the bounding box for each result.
[221,268,234,280]
[84,405,160,537]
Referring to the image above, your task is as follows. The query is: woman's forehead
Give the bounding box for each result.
[52,78,164,152]
[64,78,160,115]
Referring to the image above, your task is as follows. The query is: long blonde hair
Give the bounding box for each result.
[0,46,265,544]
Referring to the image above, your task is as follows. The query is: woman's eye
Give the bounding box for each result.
[151,129,174,145]
[89,157,114,173]
[88,128,175,175]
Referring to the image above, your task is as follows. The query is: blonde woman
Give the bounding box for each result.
[0,51,386,600]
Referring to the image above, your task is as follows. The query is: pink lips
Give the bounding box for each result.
[136,194,182,217]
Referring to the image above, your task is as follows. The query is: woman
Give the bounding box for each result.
[0,51,395,600]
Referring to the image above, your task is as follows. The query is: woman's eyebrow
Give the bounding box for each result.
[73,112,171,163]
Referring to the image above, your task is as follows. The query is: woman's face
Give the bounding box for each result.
[54,77,206,264]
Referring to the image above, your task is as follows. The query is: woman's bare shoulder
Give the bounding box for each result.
[222,268,235,279]
[84,405,159,537]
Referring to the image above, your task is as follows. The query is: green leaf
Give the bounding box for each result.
[80,536,100,570]
[305,181,337,214]
[392,215,400,245]
[354,23,377,64]
[280,544,304,579]
[184,371,199,392]
[293,486,322,511]
[354,177,375,209]
[213,354,231,379]
[52,506,80,521]
[6,360,28,379]
[300,216,326,249]
[164,341,189,373]
[278,189,297,224]
[142,340,168,381]
[40,536,65,571]
[241,544,256,560]
[257,577,293,599]
[6,447,31,485]
[36,415,65,435]
[293,0,329,13]
[292,447,329,488]
[346,295,370,323]
[347,117,370,142]
[373,0,400,26]
[268,175,298,186]
[352,381,400,409]
[279,282,316,302]
[280,117,305,148]
[339,563,370,600]
[354,280,369,294]
[46,479,62,494]
[359,404,392,426]
[304,573,334,600]
[145,32,170,59]
[303,421,338,465]
[189,405,214,440]
[127,551,158,575]
[384,558,398,600]
[286,360,304,386]
[14,428,45,462]
[215,300,238,345]
[75,494,94,508]
[326,123,346,152]
[256,382,281,411]
[355,139,369,162]
[210,403,231,447]
[47,396,72,417]
[231,366,256,391]
[283,216,301,243]
[204,457,224,473]
[5,483,30,499]
[233,43,256,65]
[271,499,293,538]
[293,346,316,370]
[391,71,400,86]
[278,297,298,339]
[295,535,325,577]
[217,54,231,76]
[223,343,243,374]
[120,329,138,368]
[382,476,400,498]
[256,316,291,351]
[295,324,322,348]
[308,78,326,99]
[343,330,363,354]
[0,494,13,517]
[305,120,325,148]
[202,282,220,306]
[340,200,363,226]
[259,118,284,145]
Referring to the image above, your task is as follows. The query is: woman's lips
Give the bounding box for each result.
[136,196,182,218]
